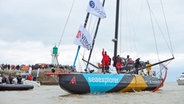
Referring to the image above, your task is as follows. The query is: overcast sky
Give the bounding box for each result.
[0,0,183,82]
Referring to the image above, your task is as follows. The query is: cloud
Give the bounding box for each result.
[0,0,183,82]
[0,40,51,65]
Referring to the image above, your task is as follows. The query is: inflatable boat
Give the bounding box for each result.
[0,84,34,91]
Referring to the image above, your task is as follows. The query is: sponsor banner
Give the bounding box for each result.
[83,74,124,93]
[74,25,92,50]
[86,0,106,18]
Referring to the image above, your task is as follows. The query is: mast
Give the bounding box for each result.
[85,0,106,71]
[72,13,90,69]
[113,0,120,67]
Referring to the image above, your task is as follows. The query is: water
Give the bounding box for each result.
[0,82,183,104]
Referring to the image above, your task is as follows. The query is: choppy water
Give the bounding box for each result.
[0,82,183,104]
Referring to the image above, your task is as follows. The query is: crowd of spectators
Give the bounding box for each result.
[0,63,73,71]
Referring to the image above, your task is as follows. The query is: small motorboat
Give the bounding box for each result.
[0,83,34,91]
[177,72,184,85]
[23,80,40,87]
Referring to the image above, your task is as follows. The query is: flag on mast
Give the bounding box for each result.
[86,0,106,18]
[74,25,92,50]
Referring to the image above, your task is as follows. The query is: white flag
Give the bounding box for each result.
[74,25,92,50]
[86,0,106,18]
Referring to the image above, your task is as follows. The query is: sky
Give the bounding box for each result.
[0,0,183,82]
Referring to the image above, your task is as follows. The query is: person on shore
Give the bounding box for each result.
[27,74,33,81]
[102,48,110,73]
[17,74,22,84]
[146,60,152,76]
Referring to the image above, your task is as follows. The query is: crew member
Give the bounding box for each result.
[146,60,152,76]
[115,55,123,74]
[102,49,110,73]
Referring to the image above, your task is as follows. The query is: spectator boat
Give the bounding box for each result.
[177,72,184,85]
[0,83,34,91]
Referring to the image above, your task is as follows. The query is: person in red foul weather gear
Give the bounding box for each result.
[115,55,123,74]
[102,49,110,73]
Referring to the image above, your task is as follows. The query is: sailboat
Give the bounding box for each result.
[45,0,174,94]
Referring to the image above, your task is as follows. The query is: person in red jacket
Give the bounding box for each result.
[115,55,123,74]
[27,74,33,81]
[102,49,110,73]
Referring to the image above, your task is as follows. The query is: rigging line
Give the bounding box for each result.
[89,15,92,30]
[82,15,98,61]
[120,0,127,54]
[119,0,123,54]
[82,15,92,59]
[90,16,99,38]
[146,0,160,61]
[160,0,174,56]
[85,0,106,70]
[124,0,138,53]
[87,14,92,32]
[90,17,99,63]
[57,0,75,47]
[127,1,134,53]
[146,0,173,58]
[121,0,137,54]
[150,10,173,56]
[119,0,126,54]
